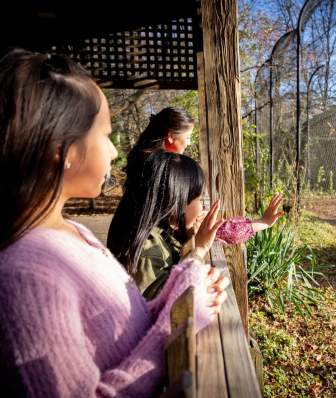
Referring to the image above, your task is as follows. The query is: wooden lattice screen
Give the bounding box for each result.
[49,17,199,90]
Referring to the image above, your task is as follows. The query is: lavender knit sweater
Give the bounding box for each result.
[0,222,212,398]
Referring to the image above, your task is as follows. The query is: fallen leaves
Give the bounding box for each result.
[250,287,336,397]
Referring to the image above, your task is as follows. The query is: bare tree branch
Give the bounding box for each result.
[110,90,147,117]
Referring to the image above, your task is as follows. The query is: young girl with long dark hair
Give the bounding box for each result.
[0,49,228,397]
[107,150,283,298]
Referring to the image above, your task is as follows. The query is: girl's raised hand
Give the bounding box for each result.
[251,193,284,233]
[194,200,224,258]
[192,209,207,234]
[261,193,284,227]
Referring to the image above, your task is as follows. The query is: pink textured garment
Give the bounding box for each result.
[216,217,255,245]
[0,222,213,398]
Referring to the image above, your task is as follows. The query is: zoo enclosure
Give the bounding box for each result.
[254,0,336,204]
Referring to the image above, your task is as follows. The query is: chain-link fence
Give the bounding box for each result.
[300,0,336,194]
[255,61,271,197]
[254,0,336,206]
[272,30,298,196]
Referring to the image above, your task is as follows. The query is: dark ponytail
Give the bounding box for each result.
[125,107,194,188]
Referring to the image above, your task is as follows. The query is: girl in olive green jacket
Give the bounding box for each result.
[107,150,283,298]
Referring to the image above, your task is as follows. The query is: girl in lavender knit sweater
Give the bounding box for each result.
[0,50,228,397]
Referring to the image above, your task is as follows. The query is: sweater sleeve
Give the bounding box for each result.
[100,258,213,397]
[0,259,212,398]
[146,257,205,321]
[215,216,255,245]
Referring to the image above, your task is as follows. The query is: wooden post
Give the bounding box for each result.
[197,51,210,187]
[198,0,249,335]
[165,287,196,398]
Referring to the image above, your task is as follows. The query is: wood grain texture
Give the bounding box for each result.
[165,246,261,398]
[197,51,210,191]
[200,0,249,334]
[166,287,196,398]
[210,244,262,398]
[250,337,264,393]
[196,317,228,398]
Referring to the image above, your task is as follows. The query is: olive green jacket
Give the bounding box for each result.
[133,227,182,299]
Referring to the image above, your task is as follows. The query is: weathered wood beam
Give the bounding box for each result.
[165,287,196,398]
[197,51,210,186]
[198,0,249,334]
[210,245,261,397]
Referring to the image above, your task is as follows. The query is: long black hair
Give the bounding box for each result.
[125,107,194,188]
[107,150,204,274]
[0,49,101,249]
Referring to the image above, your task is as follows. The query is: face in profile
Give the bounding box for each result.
[164,126,193,154]
[63,89,118,199]
[184,196,203,230]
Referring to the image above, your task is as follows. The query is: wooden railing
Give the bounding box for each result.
[162,242,262,398]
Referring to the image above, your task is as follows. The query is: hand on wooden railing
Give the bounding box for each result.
[205,265,230,315]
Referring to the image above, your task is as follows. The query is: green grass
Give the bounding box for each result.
[249,210,336,397]
[295,211,336,266]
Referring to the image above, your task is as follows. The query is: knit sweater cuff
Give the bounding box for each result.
[149,258,212,333]
[216,217,255,245]
[147,257,202,319]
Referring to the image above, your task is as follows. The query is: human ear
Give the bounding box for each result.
[166,132,175,144]
[64,143,79,171]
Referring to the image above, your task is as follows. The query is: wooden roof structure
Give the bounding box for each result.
[0,1,262,396]
[1,1,200,89]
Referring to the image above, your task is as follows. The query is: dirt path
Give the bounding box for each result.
[303,197,336,287]
[304,197,336,226]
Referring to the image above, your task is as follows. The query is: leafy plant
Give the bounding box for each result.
[247,219,322,317]
[169,91,200,160]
